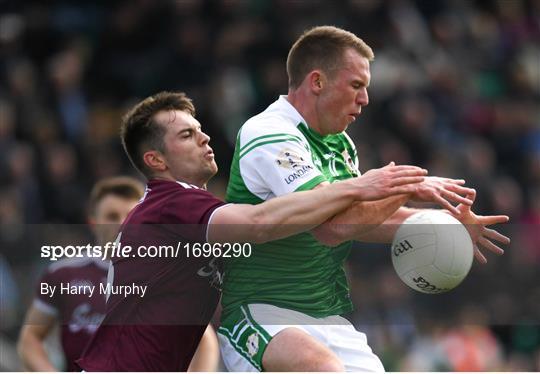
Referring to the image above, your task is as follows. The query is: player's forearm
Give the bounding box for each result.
[188,325,220,371]
[312,194,410,246]
[249,180,358,243]
[17,329,57,371]
[354,206,421,243]
[210,180,359,243]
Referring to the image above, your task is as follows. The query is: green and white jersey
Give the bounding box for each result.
[223,96,360,319]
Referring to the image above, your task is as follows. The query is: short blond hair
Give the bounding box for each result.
[286,26,374,88]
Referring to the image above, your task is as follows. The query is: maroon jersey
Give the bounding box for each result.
[77,179,226,371]
[34,257,108,371]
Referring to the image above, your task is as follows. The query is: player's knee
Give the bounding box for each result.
[305,354,345,372]
[262,327,345,372]
[266,349,344,372]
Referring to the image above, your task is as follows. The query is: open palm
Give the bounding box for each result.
[452,190,511,263]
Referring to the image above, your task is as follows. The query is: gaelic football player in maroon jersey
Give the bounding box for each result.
[75,91,428,371]
[18,175,220,371]
[17,177,144,371]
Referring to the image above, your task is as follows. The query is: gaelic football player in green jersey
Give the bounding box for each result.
[220,26,511,372]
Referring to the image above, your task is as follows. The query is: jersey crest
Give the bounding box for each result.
[246,333,259,357]
[275,148,307,169]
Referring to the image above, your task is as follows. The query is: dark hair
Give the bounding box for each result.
[88,176,144,216]
[287,26,374,89]
[121,91,196,177]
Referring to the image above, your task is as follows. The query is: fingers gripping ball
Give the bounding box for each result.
[391,211,474,294]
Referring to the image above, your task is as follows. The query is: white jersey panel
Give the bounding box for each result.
[238,116,325,199]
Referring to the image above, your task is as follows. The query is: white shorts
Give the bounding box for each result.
[217,303,385,372]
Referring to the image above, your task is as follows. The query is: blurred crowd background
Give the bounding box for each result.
[1,0,539,371]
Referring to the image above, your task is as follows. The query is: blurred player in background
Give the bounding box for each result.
[17,176,221,372]
[219,25,511,372]
[77,91,430,371]
[17,177,143,371]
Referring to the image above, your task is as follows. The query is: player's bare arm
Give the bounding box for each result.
[312,194,411,246]
[312,186,510,264]
[17,306,58,371]
[312,167,475,246]
[208,164,426,244]
[188,325,220,372]
[354,191,510,264]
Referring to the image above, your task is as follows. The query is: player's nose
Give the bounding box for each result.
[199,131,211,145]
[356,88,369,106]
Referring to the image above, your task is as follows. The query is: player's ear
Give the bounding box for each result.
[308,71,324,94]
[143,150,167,172]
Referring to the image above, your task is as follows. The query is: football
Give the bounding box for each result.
[391,210,474,294]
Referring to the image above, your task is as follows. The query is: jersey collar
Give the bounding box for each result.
[273,95,308,127]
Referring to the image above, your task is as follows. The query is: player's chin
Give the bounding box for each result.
[339,120,351,132]
[209,161,218,175]
[341,116,354,127]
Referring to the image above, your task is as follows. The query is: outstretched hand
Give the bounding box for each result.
[451,190,510,264]
[410,176,475,215]
[356,162,427,201]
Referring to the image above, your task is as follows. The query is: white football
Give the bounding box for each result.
[391,210,474,294]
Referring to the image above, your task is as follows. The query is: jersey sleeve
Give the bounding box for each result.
[33,267,60,316]
[161,188,226,242]
[237,119,326,198]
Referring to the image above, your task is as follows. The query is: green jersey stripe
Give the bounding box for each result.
[239,133,303,153]
[239,136,303,159]
[294,175,327,192]
[231,319,249,340]
[217,327,261,370]
[241,306,272,343]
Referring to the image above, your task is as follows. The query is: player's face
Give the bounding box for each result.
[316,49,370,135]
[92,195,139,245]
[159,110,218,186]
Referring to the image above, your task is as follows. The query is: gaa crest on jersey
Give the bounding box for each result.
[275,149,306,169]
[342,149,358,175]
[246,333,259,357]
